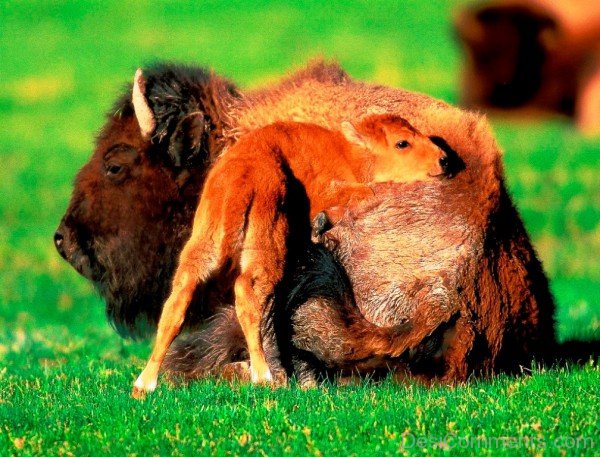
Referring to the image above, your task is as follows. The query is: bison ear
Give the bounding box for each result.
[167,112,210,168]
[132,69,156,139]
[341,121,366,148]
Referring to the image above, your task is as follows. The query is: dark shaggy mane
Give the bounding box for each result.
[142,63,237,145]
[102,63,239,162]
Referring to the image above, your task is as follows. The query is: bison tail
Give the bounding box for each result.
[162,306,247,380]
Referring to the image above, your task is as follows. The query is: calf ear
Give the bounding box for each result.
[341,121,366,147]
[132,69,156,139]
[167,112,210,168]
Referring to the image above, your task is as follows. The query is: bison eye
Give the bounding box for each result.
[395,140,410,150]
[106,164,123,177]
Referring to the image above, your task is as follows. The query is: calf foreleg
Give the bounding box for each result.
[313,181,375,224]
[132,233,222,397]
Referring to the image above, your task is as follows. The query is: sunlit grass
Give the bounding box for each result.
[1,0,599,454]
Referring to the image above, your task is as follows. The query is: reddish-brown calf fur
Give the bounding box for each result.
[133,115,449,395]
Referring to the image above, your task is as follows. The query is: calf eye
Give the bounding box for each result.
[395,140,410,150]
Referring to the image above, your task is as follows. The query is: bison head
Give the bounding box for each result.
[54,63,238,337]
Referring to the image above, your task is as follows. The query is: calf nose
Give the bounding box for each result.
[439,156,449,172]
[54,230,66,259]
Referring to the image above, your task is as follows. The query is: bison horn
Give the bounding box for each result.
[132,69,156,140]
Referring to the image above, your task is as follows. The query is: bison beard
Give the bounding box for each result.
[57,60,558,382]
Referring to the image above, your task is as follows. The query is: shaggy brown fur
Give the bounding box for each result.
[164,61,556,383]
[301,157,555,382]
[55,61,557,385]
[133,115,451,396]
[54,64,239,337]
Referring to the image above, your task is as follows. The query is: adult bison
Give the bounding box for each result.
[55,61,556,383]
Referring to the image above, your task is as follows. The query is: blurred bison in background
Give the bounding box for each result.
[455,0,600,135]
[56,61,557,383]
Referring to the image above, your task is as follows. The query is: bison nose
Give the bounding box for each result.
[54,230,67,259]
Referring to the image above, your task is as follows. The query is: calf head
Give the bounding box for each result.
[342,114,463,182]
[55,63,238,337]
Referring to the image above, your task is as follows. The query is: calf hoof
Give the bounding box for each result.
[249,365,288,387]
[311,211,332,240]
[250,365,273,385]
[311,211,341,250]
[132,374,157,399]
[131,385,148,400]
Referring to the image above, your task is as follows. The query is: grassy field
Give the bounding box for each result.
[1,0,599,455]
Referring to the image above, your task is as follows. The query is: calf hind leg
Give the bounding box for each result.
[234,271,276,384]
[235,216,288,385]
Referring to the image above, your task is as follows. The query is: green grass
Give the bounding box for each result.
[1,0,598,455]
